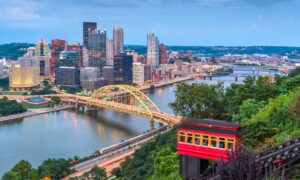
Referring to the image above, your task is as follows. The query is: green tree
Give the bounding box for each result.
[51,96,61,106]
[38,158,73,179]
[169,82,227,119]
[27,169,39,180]
[2,171,21,180]
[243,121,277,147]
[232,99,265,123]
[111,167,122,177]
[226,76,278,115]
[0,77,9,91]
[289,94,300,119]
[151,147,180,180]
[0,97,27,116]
[11,160,32,180]
[288,66,300,78]
[43,80,53,89]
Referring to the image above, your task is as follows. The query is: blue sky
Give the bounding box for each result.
[0,0,299,46]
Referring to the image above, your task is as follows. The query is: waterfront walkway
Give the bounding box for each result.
[0,105,74,123]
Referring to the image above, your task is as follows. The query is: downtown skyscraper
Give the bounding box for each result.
[87,29,106,68]
[83,22,97,47]
[147,33,159,67]
[113,27,124,56]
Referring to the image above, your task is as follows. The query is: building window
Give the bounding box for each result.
[210,136,217,148]
[227,138,234,150]
[187,133,193,144]
[202,135,209,146]
[195,134,201,145]
[179,132,186,143]
[219,137,226,149]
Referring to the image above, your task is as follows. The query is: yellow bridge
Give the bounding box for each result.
[45,85,183,129]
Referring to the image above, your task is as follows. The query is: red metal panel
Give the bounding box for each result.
[177,127,237,161]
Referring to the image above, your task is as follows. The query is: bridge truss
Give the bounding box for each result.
[91,85,161,119]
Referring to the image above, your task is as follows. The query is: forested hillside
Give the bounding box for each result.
[0,43,35,59]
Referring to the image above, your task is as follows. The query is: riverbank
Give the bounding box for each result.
[0,105,74,124]
[138,75,197,92]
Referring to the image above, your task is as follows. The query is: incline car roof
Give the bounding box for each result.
[178,118,245,136]
[182,118,241,128]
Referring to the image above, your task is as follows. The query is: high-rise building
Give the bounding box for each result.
[68,42,83,67]
[113,27,124,56]
[159,43,168,65]
[9,65,40,90]
[106,38,114,65]
[82,46,89,67]
[114,54,133,84]
[80,67,100,81]
[56,66,80,86]
[18,47,37,67]
[147,33,159,67]
[102,66,114,84]
[87,29,106,68]
[36,37,51,79]
[133,62,145,85]
[144,65,152,83]
[83,22,97,47]
[55,51,78,68]
[51,39,67,75]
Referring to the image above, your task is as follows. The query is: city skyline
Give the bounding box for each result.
[0,0,300,46]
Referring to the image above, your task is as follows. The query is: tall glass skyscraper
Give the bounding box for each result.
[87,29,106,68]
[113,27,124,56]
[83,22,97,47]
[114,54,133,84]
[147,33,159,68]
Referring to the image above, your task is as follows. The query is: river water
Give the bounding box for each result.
[0,70,279,175]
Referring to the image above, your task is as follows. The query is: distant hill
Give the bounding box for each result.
[1,43,299,60]
[0,43,35,60]
[126,45,300,57]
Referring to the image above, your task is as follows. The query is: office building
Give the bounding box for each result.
[114,54,133,84]
[147,33,159,67]
[102,66,114,84]
[82,46,89,67]
[87,29,106,68]
[144,65,152,83]
[80,67,100,81]
[55,51,78,69]
[113,27,124,56]
[159,43,168,65]
[133,62,145,85]
[81,78,108,91]
[68,42,83,67]
[19,47,37,67]
[106,38,114,65]
[9,65,40,90]
[36,37,51,79]
[51,39,67,75]
[83,22,97,46]
[56,66,80,86]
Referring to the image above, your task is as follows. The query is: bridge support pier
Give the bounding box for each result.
[149,119,155,131]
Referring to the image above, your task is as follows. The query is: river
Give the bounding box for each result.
[0,70,279,175]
